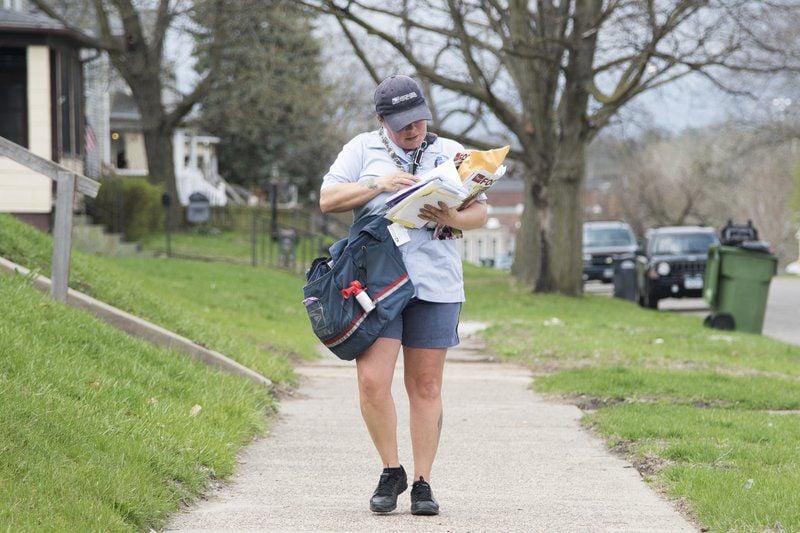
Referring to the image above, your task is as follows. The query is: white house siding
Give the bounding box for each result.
[123,131,148,172]
[458,224,515,268]
[0,45,51,213]
[173,130,227,206]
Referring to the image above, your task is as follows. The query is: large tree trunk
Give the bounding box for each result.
[512,141,587,296]
[510,0,596,295]
[116,60,184,226]
[143,125,181,226]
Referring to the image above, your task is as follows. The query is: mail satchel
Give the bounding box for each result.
[302,215,414,360]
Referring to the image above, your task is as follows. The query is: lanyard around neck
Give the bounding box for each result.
[379,128,429,176]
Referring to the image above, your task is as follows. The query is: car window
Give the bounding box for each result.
[583,227,636,247]
[649,233,718,255]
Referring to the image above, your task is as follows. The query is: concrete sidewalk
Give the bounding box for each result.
[167,324,695,532]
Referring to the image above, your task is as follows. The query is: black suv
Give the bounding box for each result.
[583,221,637,283]
[635,226,719,309]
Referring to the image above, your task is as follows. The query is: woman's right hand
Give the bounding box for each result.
[376,171,417,193]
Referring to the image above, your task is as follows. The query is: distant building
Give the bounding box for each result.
[457,138,627,268]
[107,91,233,207]
[458,176,523,268]
[0,6,95,230]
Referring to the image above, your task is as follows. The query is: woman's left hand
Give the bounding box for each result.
[419,201,460,227]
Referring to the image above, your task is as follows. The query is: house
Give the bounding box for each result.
[0,6,94,230]
[107,90,233,206]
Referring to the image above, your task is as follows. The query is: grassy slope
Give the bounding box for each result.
[461,265,800,532]
[0,273,270,531]
[0,214,319,385]
[0,213,321,528]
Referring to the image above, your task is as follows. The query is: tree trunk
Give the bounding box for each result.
[143,126,181,226]
[512,141,587,296]
[117,64,184,227]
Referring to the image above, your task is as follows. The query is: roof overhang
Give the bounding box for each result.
[0,9,97,49]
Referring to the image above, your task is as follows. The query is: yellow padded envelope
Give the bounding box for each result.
[457,146,510,181]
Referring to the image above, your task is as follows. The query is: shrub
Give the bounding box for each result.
[86,175,164,241]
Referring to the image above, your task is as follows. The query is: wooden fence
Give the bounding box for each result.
[0,136,101,301]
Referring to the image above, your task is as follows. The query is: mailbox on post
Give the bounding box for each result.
[187,192,210,224]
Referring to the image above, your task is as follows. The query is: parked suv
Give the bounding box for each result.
[583,221,637,283]
[635,226,719,309]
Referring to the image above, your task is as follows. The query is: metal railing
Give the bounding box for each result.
[0,136,101,301]
[158,206,344,276]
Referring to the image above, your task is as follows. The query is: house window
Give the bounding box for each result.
[51,48,83,159]
[0,47,27,147]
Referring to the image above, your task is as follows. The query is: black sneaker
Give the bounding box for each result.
[369,465,408,513]
[410,476,439,516]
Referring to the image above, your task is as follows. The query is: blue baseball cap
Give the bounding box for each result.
[374,75,433,131]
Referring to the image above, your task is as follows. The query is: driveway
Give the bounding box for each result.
[762,276,800,345]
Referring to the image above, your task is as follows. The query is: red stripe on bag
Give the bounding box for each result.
[374,273,409,301]
[325,310,367,347]
[324,273,409,348]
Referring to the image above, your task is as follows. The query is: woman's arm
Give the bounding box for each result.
[320,171,418,213]
[418,200,488,231]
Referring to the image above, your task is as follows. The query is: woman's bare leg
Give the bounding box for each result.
[356,337,402,467]
[403,347,447,481]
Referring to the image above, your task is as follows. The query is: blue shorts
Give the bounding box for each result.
[380,298,461,349]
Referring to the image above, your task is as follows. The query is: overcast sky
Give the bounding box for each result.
[169,20,785,139]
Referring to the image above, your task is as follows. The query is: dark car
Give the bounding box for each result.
[583,221,637,283]
[635,226,719,309]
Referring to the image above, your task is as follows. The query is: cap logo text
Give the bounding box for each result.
[392,92,418,105]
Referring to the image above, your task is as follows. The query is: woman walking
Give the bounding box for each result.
[319,75,487,515]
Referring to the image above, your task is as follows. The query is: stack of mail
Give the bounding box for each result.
[384,160,466,228]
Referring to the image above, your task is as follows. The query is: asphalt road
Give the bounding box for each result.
[762,277,800,346]
[585,276,800,346]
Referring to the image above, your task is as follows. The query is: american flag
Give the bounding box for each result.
[84,117,97,153]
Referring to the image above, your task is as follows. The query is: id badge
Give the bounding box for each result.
[387,222,411,246]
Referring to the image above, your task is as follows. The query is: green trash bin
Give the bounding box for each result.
[703,245,777,334]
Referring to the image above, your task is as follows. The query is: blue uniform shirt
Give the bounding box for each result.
[322,129,469,303]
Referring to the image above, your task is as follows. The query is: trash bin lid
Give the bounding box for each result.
[717,245,777,281]
[188,192,210,204]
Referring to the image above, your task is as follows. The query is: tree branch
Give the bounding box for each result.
[337,18,380,84]
[435,126,523,159]
[165,0,224,128]
[302,0,524,139]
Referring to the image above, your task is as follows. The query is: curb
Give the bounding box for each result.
[0,256,273,389]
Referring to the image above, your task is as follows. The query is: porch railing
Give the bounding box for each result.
[0,136,101,301]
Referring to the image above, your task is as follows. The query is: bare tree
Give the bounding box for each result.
[618,130,737,233]
[732,142,799,265]
[32,0,226,223]
[617,125,799,265]
[302,0,800,294]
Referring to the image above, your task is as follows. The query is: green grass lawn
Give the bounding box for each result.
[0,214,320,385]
[461,265,800,532]
[0,273,270,531]
[141,229,255,262]
[5,210,797,530]
[139,228,336,266]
